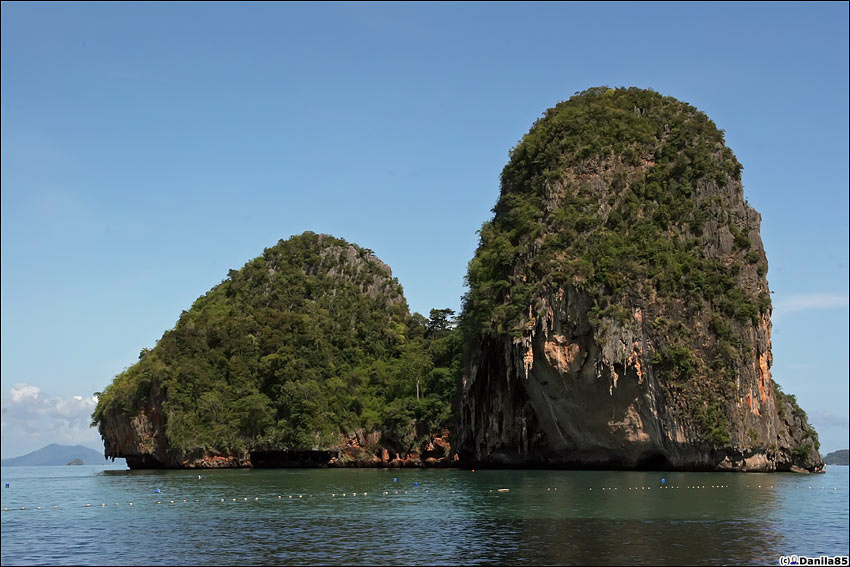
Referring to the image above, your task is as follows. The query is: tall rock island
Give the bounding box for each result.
[458,87,822,471]
[93,232,460,468]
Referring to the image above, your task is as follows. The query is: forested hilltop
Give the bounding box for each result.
[93,232,461,468]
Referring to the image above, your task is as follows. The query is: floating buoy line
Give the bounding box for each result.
[1,483,840,512]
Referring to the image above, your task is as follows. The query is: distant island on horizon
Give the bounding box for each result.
[1,443,126,467]
[823,449,849,466]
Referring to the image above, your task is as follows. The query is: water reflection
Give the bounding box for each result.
[1,466,846,565]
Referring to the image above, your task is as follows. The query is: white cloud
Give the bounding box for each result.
[773,292,849,320]
[1,382,102,459]
[10,383,40,402]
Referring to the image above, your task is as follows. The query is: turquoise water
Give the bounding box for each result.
[1,465,847,565]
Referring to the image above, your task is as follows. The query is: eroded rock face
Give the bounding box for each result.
[458,88,822,472]
[461,287,819,471]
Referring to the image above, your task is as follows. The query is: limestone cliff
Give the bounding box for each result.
[458,87,822,471]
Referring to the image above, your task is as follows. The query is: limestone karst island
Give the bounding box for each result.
[92,87,823,473]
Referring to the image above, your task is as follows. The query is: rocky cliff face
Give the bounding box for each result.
[458,87,822,471]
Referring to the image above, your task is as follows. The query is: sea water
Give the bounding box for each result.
[1,465,847,565]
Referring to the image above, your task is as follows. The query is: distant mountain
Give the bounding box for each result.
[1,444,125,467]
[823,449,849,466]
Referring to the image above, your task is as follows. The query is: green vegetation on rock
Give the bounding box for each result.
[92,232,461,459]
[463,87,760,339]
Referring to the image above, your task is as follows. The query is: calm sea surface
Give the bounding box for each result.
[1,465,847,565]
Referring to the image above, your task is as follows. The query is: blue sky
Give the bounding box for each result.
[1,1,847,458]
